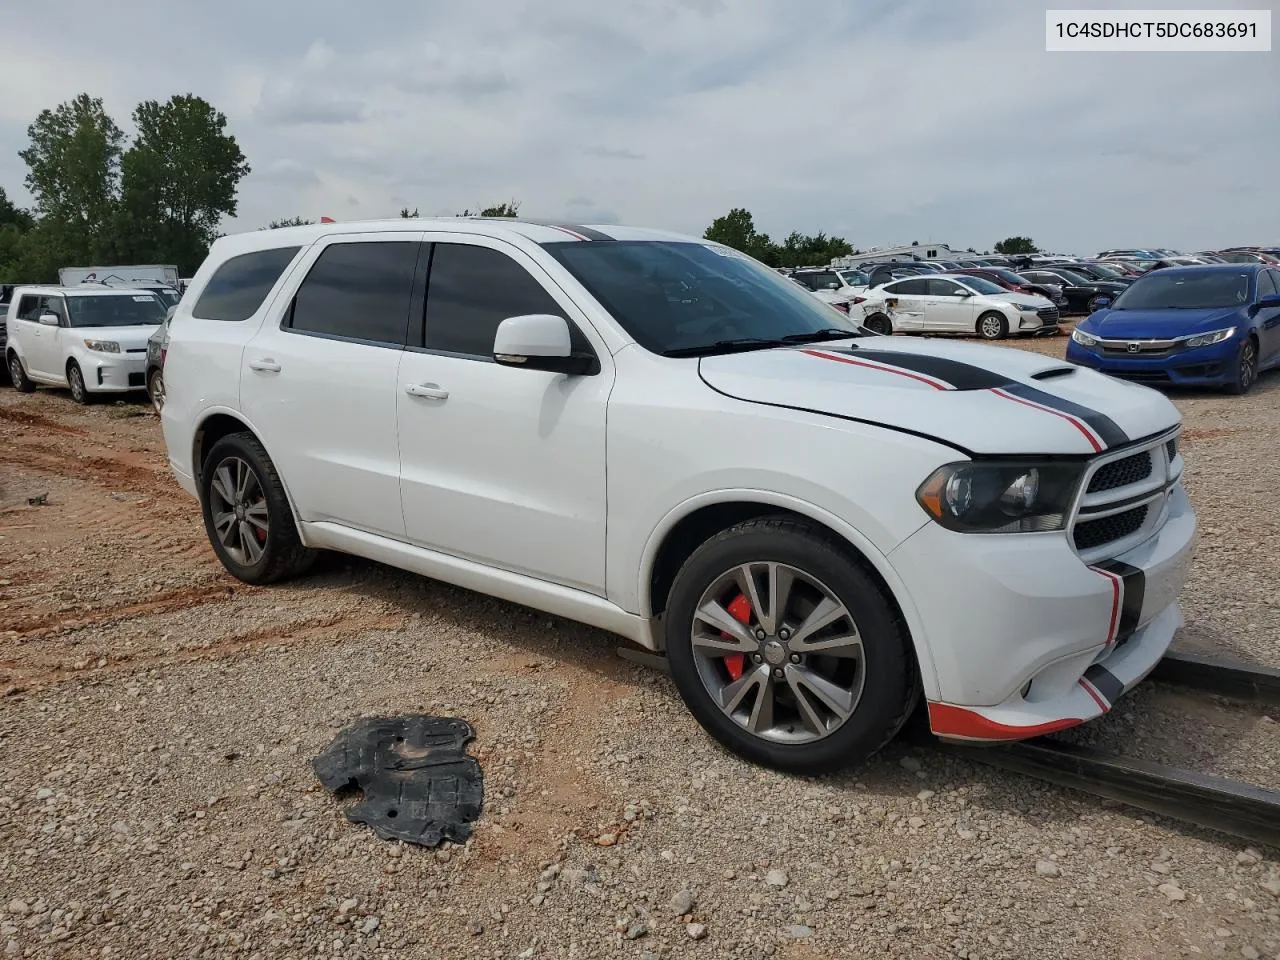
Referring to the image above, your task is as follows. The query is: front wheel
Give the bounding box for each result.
[1224,338,1258,396]
[200,432,317,584]
[7,353,36,393]
[67,361,90,404]
[976,311,1009,340]
[664,516,916,773]
[862,313,893,336]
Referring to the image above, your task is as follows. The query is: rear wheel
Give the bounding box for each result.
[200,432,317,584]
[67,361,90,404]
[147,368,165,414]
[1225,338,1258,396]
[7,352,36,393]
[664,516,915,773]
[862,313,892,336]
[977,311,1008,340]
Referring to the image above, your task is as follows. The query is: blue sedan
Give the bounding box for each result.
[1066,264,1280,394]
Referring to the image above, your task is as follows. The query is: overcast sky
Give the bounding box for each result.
[1,0,1276,255]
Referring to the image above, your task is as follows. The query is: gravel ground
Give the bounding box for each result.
[1,343,1278,960]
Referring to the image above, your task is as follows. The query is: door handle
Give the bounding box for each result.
[248,358,281,373]
[404,383,449,400]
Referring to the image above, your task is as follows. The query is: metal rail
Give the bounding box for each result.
[1149,650,1280,707]
[951,738,1280,848]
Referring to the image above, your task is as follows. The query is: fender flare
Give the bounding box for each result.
[637,488,941,699]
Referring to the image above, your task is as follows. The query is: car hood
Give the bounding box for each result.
[1084,307,1242,338]
[698,337,1178,455]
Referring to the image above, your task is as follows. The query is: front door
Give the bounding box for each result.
[238,233,421,538]
[396,236,611,594]
[925,278,980,331]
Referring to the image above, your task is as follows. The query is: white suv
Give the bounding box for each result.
[5,285,167,402]
[160,219,1196,772]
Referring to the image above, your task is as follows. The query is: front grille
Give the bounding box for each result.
[1037,306,1060,324]
[1166,438,1177,461]
[127,372,145,387]
[1073,505,1149,551]
[1087,450,1152,493]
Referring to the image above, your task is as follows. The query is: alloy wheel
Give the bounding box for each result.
[981,316,1002,338]
[68,365,86,402]
[208,456,270,565]
[149,371,165,413]
[690,561,865,745]
[1240,340,1257,392]
[8,355,21,383]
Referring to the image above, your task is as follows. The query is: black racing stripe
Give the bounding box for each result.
[821,347,1011,390]
[1000,382,1129,448]
[1095,559,1146,640]
[556,224,615,241]
[1084,664,1125,705]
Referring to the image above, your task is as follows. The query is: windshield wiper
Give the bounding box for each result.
[662,337,788,357]
[778,328,859,343]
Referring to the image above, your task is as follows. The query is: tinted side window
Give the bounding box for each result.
[892,279,928,296]
[288,241,418,346]
[1257,270,1278,298]
[927,279,961,296]
[16,295,45,320]
[424,243,571,357]
[193,246,301,321]
[46,297,68,323]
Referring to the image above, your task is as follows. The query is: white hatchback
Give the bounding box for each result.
[5,285,167,402]
[876,273,1060,339]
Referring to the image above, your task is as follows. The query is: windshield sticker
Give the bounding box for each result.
[705,244,751,260]
[133,295,156,302]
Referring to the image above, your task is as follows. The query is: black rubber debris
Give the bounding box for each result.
[313,715,483,846]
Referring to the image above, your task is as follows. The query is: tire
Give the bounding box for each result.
[862,313,893,336]
[147,368,165,414]
[67,361,91,404]
[199,431,317,585]
[1086,295,1106,314]
[7,352,36,393]
[976,311,1008,340]
[1224,337,1258,396]
[664,515,916,773]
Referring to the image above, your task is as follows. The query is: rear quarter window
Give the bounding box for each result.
[192,247,301,321]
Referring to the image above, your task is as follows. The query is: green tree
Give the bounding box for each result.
[19,93,124,263]
[994,236,1039,255]
[261,216,314,230]
[399,207,419,218]
[0,187,34,232]
[702,207,780,265]
[117,94,250,273]
[457,199,521,217]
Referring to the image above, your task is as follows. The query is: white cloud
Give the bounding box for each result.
[0,0,1275,251]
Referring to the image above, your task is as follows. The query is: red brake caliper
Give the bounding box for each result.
[722,593,753,680]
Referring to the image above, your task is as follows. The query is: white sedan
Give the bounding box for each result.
[875,273,1060,340]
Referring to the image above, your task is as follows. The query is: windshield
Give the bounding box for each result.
[546,241,861,355]
[988,269,1027,285]
[1084,263,1123,278]
[67,294,166,327]
[1112,271,1251,310]
[953,275,1005,295]
[838,270,870,287]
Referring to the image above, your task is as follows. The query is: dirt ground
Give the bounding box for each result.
[1,337,1278,960]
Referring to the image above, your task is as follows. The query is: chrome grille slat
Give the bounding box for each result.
[1069,427,1180,564]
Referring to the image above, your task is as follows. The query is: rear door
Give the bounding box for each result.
[880,279,927,330]
[238,233,422,538]
[13,295,55,378]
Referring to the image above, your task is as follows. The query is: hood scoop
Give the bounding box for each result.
[1030,367,1076,380]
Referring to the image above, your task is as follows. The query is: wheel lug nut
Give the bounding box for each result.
[755,630,766,641]
[752,654,763,664]
[790,653,801,663]
[772,668,784,679]
[779,629,791,640]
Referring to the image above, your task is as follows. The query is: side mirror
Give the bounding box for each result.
[493,314,595,375]
[1091,297,1112,312]
[38,312,60,326]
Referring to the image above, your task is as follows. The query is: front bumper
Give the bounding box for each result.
[889,484,1196,741]
[80,352,147,392]
[1066,337,1241,387]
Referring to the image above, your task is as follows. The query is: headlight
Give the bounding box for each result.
[1182,326,1235,348]
[1018,304,1041,312]
[1071,328,1098,347]
[916,461,1085,533]
[83,340,120,353]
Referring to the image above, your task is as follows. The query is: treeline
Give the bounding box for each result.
[1,93,250,281]
[703,208,855,268]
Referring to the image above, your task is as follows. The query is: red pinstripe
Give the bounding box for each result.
[1078,678,1110,711]
[988,387,1104,452]
[1092,567,1123,647]
[801,349,951,390]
